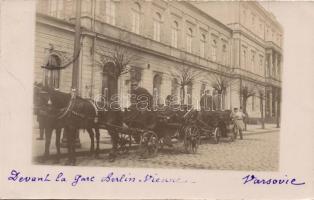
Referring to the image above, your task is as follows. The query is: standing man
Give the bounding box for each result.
[231,107,245,140]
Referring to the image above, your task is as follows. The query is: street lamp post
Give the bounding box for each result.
[61,0,82,148]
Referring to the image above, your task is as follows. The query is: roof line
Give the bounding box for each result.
[182,1,233,34]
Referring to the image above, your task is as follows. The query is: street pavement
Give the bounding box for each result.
[32,124,279,171]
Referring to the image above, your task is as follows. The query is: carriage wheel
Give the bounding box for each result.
[213,127,221,144]
[184,126,199,154]
[139,131,159,158]
[118,133,132,154]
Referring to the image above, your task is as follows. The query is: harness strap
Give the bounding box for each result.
[57,92,76,120]
[88,99,99,123]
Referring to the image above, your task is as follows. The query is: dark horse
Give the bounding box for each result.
[33,84,100,165]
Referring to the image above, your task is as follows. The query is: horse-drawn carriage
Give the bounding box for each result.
[99,104,202,158]
[34,83,236,165]
[194,110,235,144]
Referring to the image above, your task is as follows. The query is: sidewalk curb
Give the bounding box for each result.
[243,129,279,135]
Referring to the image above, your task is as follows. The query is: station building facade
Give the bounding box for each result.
[34,0,283,123]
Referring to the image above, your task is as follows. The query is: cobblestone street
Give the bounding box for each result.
[33,125,279,171]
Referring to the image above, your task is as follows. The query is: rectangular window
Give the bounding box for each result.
[50,0,58,17]
[132,12,140,34]
[171,28,178,48]
[105,0,115,25]
[212,40,217,61]
[153,20,161,41]
[200,39,205,58]
[186,35,192,53]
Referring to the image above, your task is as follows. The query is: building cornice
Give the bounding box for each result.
[250,2,284,32]
[36,12,274,87]
[182,2,233,35]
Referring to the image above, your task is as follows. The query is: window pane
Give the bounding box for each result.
[200,41,205,57]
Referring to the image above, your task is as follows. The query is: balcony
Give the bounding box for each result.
[265,76,281,88]
[265,41,282,53]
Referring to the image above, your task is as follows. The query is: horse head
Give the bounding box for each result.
[34,83,71,114]
[33,83,50,113]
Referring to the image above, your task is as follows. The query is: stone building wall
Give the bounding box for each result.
[34,0,282,122]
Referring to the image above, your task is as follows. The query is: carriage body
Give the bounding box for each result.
[195,110,234,143]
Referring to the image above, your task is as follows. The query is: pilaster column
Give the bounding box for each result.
[181,14,186,51]
[269,52,273,77]
[277,54,281,79]
[274,52,278,78]
[273,89,277,118]
[195,22,200,56]
[269,89,273,118]
[163,6,172,45]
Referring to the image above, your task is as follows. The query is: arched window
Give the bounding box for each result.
[44,54,61,89]
[105,0,115,25]
[153,12,162,42]
[200,34,206,58]
[186,28,193,53]
[132,3,141,34]
[153,74,162,105]
[212,39,217,61]
[171,21,179,48]
[102,62,118,99]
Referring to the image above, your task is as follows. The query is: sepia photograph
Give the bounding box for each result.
[2,0,314,199]
[32,0,282,171]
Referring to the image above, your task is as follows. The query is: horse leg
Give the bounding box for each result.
[94,128,100,158]
[65,127,76,166]
[86,128,95,154]
[44,127,53,158]
[108,130,118,162]
[54,128,62,163]
[71,127,77,166]
[37,121,44,140]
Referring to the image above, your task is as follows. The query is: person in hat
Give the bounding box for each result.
[130,80,153,111]
[230,107,245,139]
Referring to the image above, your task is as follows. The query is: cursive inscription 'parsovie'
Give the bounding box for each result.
[242,174,305,185]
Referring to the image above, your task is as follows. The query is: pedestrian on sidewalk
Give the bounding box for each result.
[231,107,245,140]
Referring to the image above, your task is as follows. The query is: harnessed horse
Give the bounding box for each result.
[33,84,100,165]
